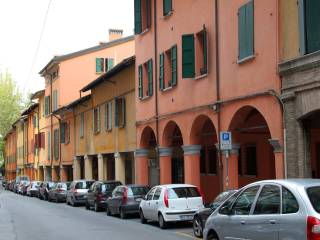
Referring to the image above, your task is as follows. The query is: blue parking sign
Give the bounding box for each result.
[220,132,232,150]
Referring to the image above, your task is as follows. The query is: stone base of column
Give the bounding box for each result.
[115,152,126,184]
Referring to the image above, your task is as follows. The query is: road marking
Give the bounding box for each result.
[175,231,197,239]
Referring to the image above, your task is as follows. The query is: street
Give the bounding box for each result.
[0,187,195,240]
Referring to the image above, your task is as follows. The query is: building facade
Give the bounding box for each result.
[4,128,17,181]
[134,0,284,202]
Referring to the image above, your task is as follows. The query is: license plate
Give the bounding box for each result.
[180,215,193,221]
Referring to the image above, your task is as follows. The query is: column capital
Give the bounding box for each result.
[182,145,202,155]
[114,152,120,158]
[268,139,283,153]
[158,147,173,157]
[135,149,149,157]
[98,153,103,159]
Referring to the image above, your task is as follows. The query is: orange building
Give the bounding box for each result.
[4,128,17,181]
[134,0,284,202]
[39,30,134,181]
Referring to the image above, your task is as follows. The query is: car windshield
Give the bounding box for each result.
[307,186,320,213]
[168,187,201,199]
[101,182,121,192]
[213,190,237,205]
[75,181,93,189]
[48,182,55,188]
[128,186,150,196]
[57,183,67,189]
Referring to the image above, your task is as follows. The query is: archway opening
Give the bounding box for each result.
[229,106,275,187]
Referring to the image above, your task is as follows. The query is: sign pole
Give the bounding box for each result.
[225,150,229,190]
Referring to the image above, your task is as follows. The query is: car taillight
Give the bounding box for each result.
[164,188,169,208]
[97,193,105,201]
[122,187,128,204]
[57,188,64,193]
[307,216,320,240]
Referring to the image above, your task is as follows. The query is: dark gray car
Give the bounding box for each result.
[66,180,94,207]
[107,185,150,219]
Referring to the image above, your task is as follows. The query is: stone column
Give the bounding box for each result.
[52,167,58,182]
[115,152,126,184]
[183,145,201,188]
[60,166,66,182]
[84,155,93,180]
[159,147,172,184]
[222,144,240,190]
[98,153,105,181]
[135,149,149,185]
[73,157,81,180]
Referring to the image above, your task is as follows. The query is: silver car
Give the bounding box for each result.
[204,179,320,240]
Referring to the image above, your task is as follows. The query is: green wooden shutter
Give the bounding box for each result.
[238,1,254,60]
[159,53,165,90]
[115,98,119,127]
[54,129,59,160]
[163,0,172,16]
[146,0,151,28]
[202,27,208,74]
[134,0,142,34]
[48,131,51,160]
[122,97,126,127]
[182,34,195,78]
[305,0,320,53]
[148,59,153,96]
[60,122,65,144]
[108,58,114,71]
[138,65,143,98]
[171,45,177,86]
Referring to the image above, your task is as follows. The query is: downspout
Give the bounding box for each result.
[50,73,53,179]
[154,0,160,179]
[215,0,223,191]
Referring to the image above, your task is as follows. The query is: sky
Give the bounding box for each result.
[0,0,134,96]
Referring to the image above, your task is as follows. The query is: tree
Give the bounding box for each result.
[0,71,25,168]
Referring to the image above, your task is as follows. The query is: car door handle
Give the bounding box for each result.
[240,221,246,225]
[269,220,276,224]
[156,201,159,205]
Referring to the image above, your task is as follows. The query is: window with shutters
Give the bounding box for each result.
[159,45,177,91]
[304,0,320,54]
[134,0,152,34]
[32,115,37,128]
[53,129,59,160]
[96,58,114,73]
[115,97,126,128]
[138,59,153,99]
[196,27,208,76]
[60,122,69,144]
[163,0,172,16]
[238,1,254,61]
[52,90,58,111]
[47,131,51,160]
[105,101,112,131]
[93,107,101,134]
[80,112,84,138]
[45,95,51,116]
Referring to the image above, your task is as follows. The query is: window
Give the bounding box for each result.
[53,129,59,160]
[96,58,115,73]
[53,90,58,111]
[163,0,172,16]
[138,59,153,99]
[134,0,151,34]
[200,146,217,175]
[303,0,320,54]
[45,96,51,116]
[231,186,259,215]
[254,185,280,215]
[60,122,70,144]
[146,188,156,200]
[32,115,37,128]
[153,187,162,200]
[115,97,126,128]
[238,1,254,61]
[182,27,208,79]
[93,107,101,134]
[105,101,112,131]
[159,45,177,90]
[80,112,84,138]
[282,187,299,214]
[47,131,51,160]
[245,145,257,175]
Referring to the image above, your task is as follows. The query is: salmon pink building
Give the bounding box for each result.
[134,0,284,202]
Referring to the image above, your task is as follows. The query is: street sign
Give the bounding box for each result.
[220,131,232,151]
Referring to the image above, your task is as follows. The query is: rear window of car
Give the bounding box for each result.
[307,186,320,213]
[168,187,201,199]
[101,182,121,192]
[128,186,150,196]
[57,183,67,189]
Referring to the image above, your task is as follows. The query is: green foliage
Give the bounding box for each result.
[0,71,25,164]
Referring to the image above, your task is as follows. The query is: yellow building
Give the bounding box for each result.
[64,56,136,183]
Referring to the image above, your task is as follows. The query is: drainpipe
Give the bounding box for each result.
[214,0,223,191]
[154,0,160,177]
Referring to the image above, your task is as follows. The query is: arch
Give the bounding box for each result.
[190,114,218,145]
[139,126,157,149]
[162,121,184,147]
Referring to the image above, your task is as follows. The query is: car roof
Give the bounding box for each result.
[246,179,320,189]
[124,184,149,188]
[100,180,122,184]
[154,184,197,188]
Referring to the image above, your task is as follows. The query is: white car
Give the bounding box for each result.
[139,184,204,229]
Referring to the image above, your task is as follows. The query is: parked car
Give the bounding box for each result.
[192,190,237,238]
[2,179,7,188]
[26,181,41,197]
[139,184,204,229]
[85,180,122,212]
[107,184,150,218]
[18,181,29,195]
[8,181,15,191]
[48,182,70,203]
[203,179,320,240]
[66,180,94,207]
[38,181,55,200]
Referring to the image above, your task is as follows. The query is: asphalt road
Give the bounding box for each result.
[0,186,196,240]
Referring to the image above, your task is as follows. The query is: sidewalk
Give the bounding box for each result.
[0,189,17,240]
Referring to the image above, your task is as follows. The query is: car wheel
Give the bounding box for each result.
[207,233,219,240]
[140,209,146,224]
[158,213,167,229]
[106,206,112,216]
[119,208,126,219]
[193,216,203,238]
[85,201,90,210]
[94,202,100,212]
